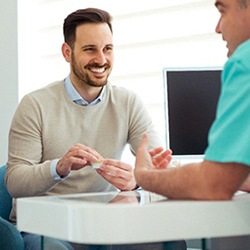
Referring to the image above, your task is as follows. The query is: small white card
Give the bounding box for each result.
[92,161,102,169]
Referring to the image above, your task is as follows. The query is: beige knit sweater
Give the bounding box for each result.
[7,80,162,222]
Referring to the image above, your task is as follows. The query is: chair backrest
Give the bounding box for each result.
[0,165,12,220]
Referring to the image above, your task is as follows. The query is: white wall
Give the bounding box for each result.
[0,0,18,164]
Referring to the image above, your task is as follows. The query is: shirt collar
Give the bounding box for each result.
[64,75,105,106]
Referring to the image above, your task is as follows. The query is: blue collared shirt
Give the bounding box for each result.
[51,75,105,180]
[64,75,105,106]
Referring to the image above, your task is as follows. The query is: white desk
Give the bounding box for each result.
[17,190,250,247]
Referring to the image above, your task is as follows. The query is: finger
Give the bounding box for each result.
[73,148,101,163]
[142,133,149,146]
[162,149,173,159]
[153,158,169,169]
[97,169,134,190]
[68,156,88,166]
[102,159,131,171]
[158,159,170,169]
[152,150,172,168]
[152,151,172,163]
[149,148,172,157]
[74,144,103,161]
[99,163,133,180]
[148,147,165,157]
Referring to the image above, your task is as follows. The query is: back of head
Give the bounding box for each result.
[63,8,113,48]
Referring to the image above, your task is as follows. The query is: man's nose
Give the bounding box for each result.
[94,51,107,65]
[215,19,221,34]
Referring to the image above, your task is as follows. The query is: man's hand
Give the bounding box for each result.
[96,159,137,191]
[56,144,103,177]
[134,133,172,180]
[149,146,172,170]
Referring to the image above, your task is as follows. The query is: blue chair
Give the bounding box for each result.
[0,164,25,250]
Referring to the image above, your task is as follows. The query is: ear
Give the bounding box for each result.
[61,42,72,62]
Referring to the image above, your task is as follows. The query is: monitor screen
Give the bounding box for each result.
[163,67,222,157]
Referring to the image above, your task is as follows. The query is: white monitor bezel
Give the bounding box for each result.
[163,66,222,162]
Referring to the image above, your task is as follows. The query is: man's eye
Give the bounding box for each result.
[105,47,113,51]
[84,48,94,51]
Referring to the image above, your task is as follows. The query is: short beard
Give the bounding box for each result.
[71,52,110,87]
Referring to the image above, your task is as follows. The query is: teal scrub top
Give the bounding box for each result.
[204,39,250,166]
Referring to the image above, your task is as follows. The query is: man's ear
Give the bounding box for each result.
[61,42,71,62]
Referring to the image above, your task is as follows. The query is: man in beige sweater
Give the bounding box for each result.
[7,8,185,250]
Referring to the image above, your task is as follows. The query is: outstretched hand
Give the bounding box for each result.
[134,133,172,177]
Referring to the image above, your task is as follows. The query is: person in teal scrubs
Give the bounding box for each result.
[134,0,250,199]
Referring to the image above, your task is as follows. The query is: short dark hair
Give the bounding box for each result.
[63,8,113,48]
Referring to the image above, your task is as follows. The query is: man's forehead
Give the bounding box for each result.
[75,23,112,42]
[76,22,112,33]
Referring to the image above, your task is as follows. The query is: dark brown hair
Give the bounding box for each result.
[63,8,113,48]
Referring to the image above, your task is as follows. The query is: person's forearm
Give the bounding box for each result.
[136,163,208,200]
[136,161,247,200]
[6,162,56,198]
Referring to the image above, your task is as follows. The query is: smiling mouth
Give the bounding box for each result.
[89,67,106,73]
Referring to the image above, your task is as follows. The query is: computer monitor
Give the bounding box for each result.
[163,67,222,161]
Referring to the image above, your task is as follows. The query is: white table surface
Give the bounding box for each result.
[17,190,250,245]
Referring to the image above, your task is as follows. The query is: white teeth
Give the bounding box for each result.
[90,67,105,73]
